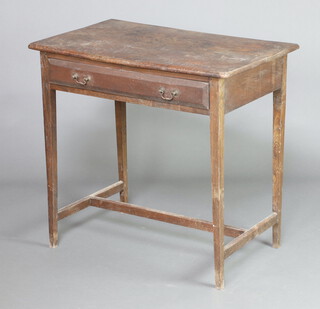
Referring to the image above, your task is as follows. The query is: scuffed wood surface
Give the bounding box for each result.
[272,56,287,248]
[115,101,128,203]
[51,83,210,115]
[224,57,284,113]
[58,181,124,220]
[90,197,216,232]
[224,213,278,259]
[29,19,299,78]
[210,79,225,289]
[41,53,58,248]
[48,57,209,110]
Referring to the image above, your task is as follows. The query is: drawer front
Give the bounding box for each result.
[48,58,209,110]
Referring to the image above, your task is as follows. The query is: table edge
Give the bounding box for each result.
[28,42,299,79]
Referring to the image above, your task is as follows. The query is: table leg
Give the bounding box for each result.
[210,79,225,289]
[272,56,287,248]
[115,101,128,202]
[41,53,58,248]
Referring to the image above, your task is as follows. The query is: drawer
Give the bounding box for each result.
[48,58,209,110]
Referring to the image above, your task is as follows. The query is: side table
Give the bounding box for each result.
[29,19,299,289]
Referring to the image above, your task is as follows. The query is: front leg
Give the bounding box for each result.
[272,56,287,248]
[210,78,225,289]
[41,53,58,248]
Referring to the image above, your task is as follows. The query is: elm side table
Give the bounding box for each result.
[29,19,299,289]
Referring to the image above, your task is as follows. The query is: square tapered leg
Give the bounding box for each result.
[41,53,58,248]
[115,101,128,203]
[210,79,225,289]
[272,56,287,248]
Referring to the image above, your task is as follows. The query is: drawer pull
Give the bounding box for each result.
[72,73,90,86]
[159,87,179,101]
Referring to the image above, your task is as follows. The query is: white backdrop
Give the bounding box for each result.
[0,1,319,308]
[1,0,318,186]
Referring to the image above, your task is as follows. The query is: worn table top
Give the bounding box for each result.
[29,19,298,78]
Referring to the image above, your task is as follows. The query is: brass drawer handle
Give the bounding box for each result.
[159,87,179,101]
[72,73,91,86]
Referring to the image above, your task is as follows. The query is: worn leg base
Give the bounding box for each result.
[49,233,58,248]
[272,232,281,248]
[48,181,124,248]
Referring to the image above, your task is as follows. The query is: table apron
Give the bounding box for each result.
[48,58,210,111]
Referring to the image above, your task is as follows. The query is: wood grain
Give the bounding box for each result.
[224,57,283,113]
[272,56,287,248]
[48,58,209,110]
[51,84,209,116]
[29,19,299,78]
[41,52,58,248]
[224,213,278,259]
[224,225,246,238]
[210,78,225,289]
[90,181,124,198]
[90,197,246,237]
[58,197,90,221]
[115,101,128,202]
[58,181,124,220]
[90,197,216,232]
[47,52,210,82]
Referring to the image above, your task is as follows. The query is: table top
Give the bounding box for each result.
[29,19,298,78]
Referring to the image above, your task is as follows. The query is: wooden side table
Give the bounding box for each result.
[29,19,299,289]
